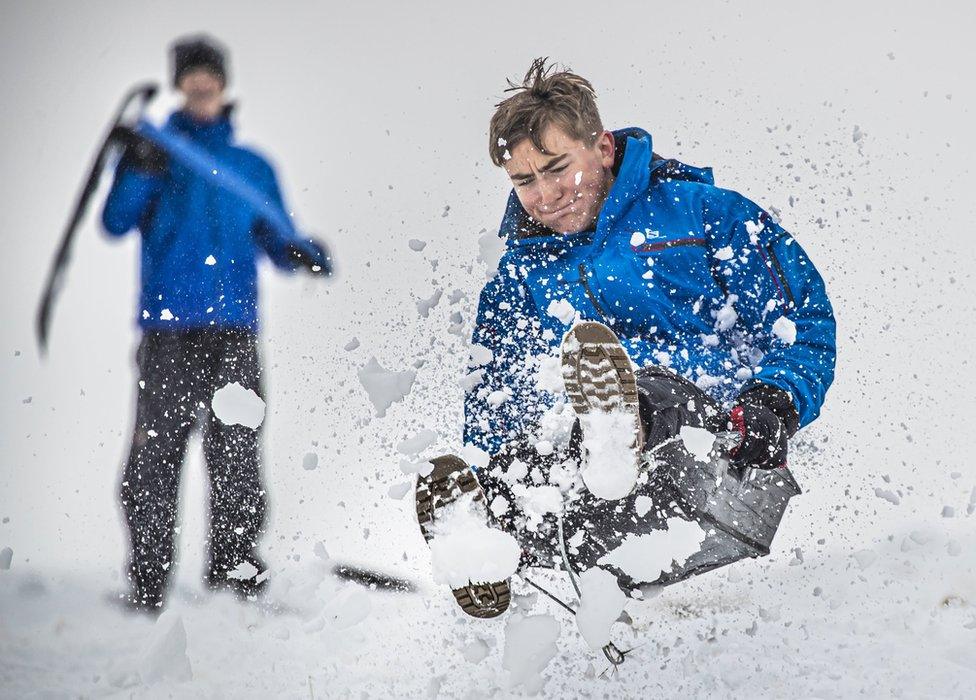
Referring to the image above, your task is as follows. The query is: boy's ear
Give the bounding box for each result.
[598,131,615,168]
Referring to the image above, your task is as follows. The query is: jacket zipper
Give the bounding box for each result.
[578,261,610,323]
[765,244,796,312]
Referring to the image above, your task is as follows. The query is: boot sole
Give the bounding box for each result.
[561,320,644,452]
[416,454,511,619]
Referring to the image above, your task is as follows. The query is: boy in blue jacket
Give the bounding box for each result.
[104,35,329,612]
[416,59,835,619]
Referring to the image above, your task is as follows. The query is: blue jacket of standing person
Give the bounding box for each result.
[102,109,326,331]
[464,127,836,456]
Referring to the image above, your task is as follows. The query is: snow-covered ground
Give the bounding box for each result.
[2,1,975,697]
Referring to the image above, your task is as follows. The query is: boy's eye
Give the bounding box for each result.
[550,165,567,174]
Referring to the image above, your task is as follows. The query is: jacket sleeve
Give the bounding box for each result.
[703,188,836,429]
[101,165,164,237]
[251,163,325,271]
[463,259,549,456]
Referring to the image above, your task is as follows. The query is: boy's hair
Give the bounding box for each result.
[489,57,603,167]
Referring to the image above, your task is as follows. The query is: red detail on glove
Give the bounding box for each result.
[729,405,746,456]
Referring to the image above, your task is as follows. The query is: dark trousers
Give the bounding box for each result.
[480,367,799,591]
[120,328,266,602]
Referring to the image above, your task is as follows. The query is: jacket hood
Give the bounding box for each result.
[498,127,714,246]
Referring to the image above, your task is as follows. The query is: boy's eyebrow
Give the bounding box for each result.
[510,153,570,180]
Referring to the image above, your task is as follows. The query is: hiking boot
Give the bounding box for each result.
[416,454,511,618]
[560,321,644,498]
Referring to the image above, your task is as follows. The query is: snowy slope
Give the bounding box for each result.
[1,1,975,697]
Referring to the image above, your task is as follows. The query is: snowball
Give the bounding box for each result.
[226,561,259,581]
[534,354,564,393]
[713,246,734,261]
[388,482,412,500]
[428,494,520,589]
[714,295,739,332]
[575,567,627,650]
[357,357,416,417]
[680,425,715,463]
[502,614,560,694]
[461,637,491,664]
[408,239,427,252]
[630,231,646,247]
[211,382,266,429]
[302,452,318,471]
[634,495,653,518]
[417,288,443,318]
[598,517,707,583]
[459,444,491,471]
[516,485,562,528]
[579,410,639,500]
[772,315,797,345]
[397,429,438,456]
[139,613,193,685]
[468,344,493,367]
[487,390,510,407]
[546,299,576,325]
[534,440,554,456]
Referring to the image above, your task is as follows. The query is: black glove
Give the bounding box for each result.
[110,125,168,175]
[286,239,333,276]
[726,384,799,470]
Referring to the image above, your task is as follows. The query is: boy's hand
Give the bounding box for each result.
[286,239,333,276]
[110,126,168,175]
[726,384,798,470]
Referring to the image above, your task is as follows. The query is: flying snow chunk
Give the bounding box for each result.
[226,561,260,581]
[160,308,174,321]
[546,298,576,325]
[502,614,561,694]
[477,228,507,272]
[680,425,715,463]
[576,567,627,650]
[634,495,653,517]
[319,585,372,631]
[408,238,427,252]
[535,354,563,393]
[388,481,412,500]
[487,390,510,407]
[397,429,438,456]
[139,613,193,684]
[772,315,797,345]
[302,452,318,471]
[343,336,360,351]
[713,246,734,261]
[429,494,520,588]
[204,255,216,265]
[599,517,707,582]
[630,231,646,247]
[417,288,443,318]
[579,410,639,500]
[212,382,266,429]
[0,547,11,570]
[468,343,493,368]
[357,357,416,417]
[459,444,490,471]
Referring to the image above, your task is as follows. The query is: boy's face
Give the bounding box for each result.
[177,67,225,122]
[504,125,615,234]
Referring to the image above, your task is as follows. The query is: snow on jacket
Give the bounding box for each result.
[102,109,323,331]
[464,127,836,456]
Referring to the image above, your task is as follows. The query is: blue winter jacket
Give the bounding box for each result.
[102,109,324,331]
[464,128,836,455]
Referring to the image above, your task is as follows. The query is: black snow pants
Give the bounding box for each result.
[120,329,266,603]
[479,366,800,593]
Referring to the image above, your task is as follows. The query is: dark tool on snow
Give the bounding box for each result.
[36,82,159,354]
[331,563,418,593]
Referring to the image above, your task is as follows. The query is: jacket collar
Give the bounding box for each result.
[499,127,715,251]
[167,105,234,146]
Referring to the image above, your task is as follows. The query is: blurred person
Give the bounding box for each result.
[102,35,330,612]
[416,58,836,619]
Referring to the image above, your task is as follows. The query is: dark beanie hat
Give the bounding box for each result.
[171,35,228,87]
